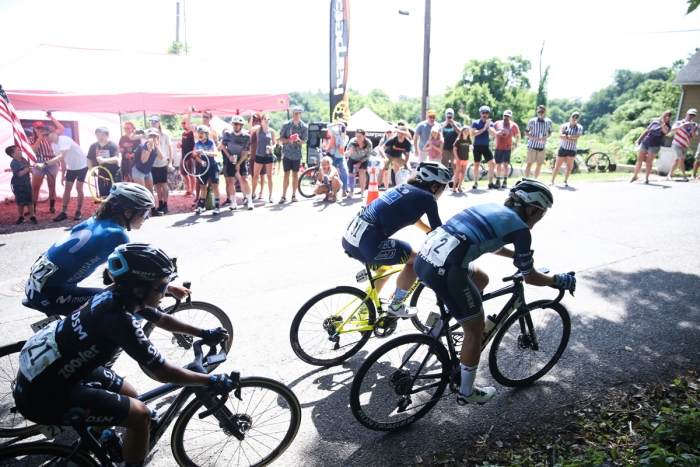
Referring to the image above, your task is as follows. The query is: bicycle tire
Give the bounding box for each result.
[466,164,475,181]
[142,301,233,372]
[87,165,115,203]
[182,151,208,178]
[409,283,459,333]
[488,300,571,387]
[585,152,610,173]
[297,167,318,198]
[0,440,99,466]
[171,376,301,467]
[350,334,450,431]
[290,286,376,366]
[0,340,40,438]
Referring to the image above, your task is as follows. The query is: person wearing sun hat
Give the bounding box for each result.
[378,124,413,190]
[667,108,698,182]
[414,109,440,163]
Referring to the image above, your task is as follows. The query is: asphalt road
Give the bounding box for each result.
[0,177,699,466]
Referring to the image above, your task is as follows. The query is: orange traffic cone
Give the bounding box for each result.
[366,167,379,205]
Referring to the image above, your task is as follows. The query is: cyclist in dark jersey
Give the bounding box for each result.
[14,243,232,467]
[342,162,452,318]
[24,183,189,316]
[414,179,576,405]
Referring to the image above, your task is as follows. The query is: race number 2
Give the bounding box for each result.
[419,228,460,267]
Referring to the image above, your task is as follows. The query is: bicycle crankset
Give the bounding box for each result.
[373,315,398,338]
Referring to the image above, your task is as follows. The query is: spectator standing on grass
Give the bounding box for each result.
[177,117,196,197]
[29,119,63,214]
[118,122,140,183]
[147,116,173,215]
[219,116,253,211]
[324,120,349,197]
[441,108,462,168]
[132,129,164,216]
[470,105,497,189]
[630,110,673,184]
[279,105,308,203]
[41,129,89,222]
[524,105,553,179]
[493,109,520,189]
[250,114,277,203]
[452,127,472,192]
[414,109,439,163]
[87,127,121,201]
[551,112,583,187]
[667,108,698,182]
[345,129,373,198]
[6,145,37,224]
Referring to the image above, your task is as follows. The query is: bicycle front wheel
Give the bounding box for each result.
[409,284,459,333]
[350,334,450,431]
[172,376,301,467]
[0,340,40,438]
[466,164,475,181]
[290,286,376,366]
[489,300,571,387]
[297,168,318,198]
[0,441,99,466]
[142,301,233,371]
[586,152,610,173]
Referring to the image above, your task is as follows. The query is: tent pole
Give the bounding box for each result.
[142,111,147,129]
[119,112,124,136]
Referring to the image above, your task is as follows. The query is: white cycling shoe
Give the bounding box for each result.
[457,386,496,406]
[388,304,418,318]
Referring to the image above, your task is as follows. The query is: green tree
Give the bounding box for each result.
[687,0,699,14]
[166,41,188,55]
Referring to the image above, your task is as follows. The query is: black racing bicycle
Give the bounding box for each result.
[0,340,301,467]
[0,280,233,439]
[349,268,574,431]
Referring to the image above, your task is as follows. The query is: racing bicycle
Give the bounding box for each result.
[0,340,301,467]
[349,268,574,431]
[289,262,444,367]
[0,280,233,439]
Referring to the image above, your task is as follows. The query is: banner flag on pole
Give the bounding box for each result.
[0,84,36,162]
[330,0,350,122]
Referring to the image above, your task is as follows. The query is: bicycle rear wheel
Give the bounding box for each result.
[350,334,450,431]
[0,441,98,466]
[585,152,610,173]
[297,167,318,198]
[290,286,376,366]
[172,376,301,467]
[488,300,571,387]
[465,164,474,181]
[0,340,40,438]
[142,301,233,371]
[409,284,459,333]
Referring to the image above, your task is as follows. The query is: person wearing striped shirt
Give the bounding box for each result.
[667,109,697,182]
[524,105,553,179]
[551,112,583,186]
[29,117,65,214]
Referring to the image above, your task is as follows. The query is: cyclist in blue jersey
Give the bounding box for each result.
[342,162,452,318]
[14,243,232,467]
[414,179,576,405]
[193,125,222,215]
[25,183,189,316]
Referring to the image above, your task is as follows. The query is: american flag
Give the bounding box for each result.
[0,84,36,162]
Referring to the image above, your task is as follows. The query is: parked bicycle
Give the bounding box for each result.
[298,160,321,198]
[0,340,301,467]
[466,162,513,182]
[289,263,440,367]
[349,268,574,431]
[0,281,233,439]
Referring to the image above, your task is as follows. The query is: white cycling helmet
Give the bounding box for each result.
[196,125,210,134]
[231,116,245,125]
[416,162,452,186]
[107,182,155,211]
[510,178,553,211]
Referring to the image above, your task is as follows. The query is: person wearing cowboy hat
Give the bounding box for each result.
[323,119,350,196]
[378,124,413,190]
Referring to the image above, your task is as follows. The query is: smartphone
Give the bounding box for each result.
[46,111,52,117]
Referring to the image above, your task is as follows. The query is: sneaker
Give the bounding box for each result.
[212,207,220,215]
[222,199,231,207]
[229,203,238,211]
[501,180,508,188]
[488,182,495,189]
[549,181,555,186]
[457,386,497,406]
[242,197,249,206]
[150,208,164,217]
[53,212,68,222]
[195,206,203,215]
[161,205,169,214]
[387,303,418,318]
[472,182,478,190]
[29,216,38,224]
[16,216,24,225]
[682,176,689,182]
[49,205,56,214]
[666,175,672,181]
[247,203,254,211]
[494,178,501,189]
[73,211,83,221]
[564,181,569,187]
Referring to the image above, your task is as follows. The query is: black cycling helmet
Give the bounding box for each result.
[416,161,453,186]
[510,178,554,211]
[107,183,155,211]
[107,243,177,287]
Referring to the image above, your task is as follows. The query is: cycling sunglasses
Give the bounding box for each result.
[151,281,168,295]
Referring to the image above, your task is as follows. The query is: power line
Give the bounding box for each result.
[623,28,700,34]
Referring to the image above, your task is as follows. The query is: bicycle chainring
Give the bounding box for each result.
[373,316,398,338]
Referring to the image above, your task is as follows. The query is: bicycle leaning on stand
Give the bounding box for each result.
[349,268,575,431]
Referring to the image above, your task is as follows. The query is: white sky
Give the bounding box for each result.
[1,0,698,102]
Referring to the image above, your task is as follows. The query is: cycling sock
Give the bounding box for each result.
[61,205,68,213]
[76,204,82,213]
[214,198,220,209]
[246,194,252,204]
[198,198,205,208]
[158,200,163,210]
[49,200,55,208]
[460,364,478,396]
[390,288,409,306]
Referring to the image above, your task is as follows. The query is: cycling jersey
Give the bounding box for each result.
[25,217,129,315]
[18,290,164,388]
[360,184,441,237]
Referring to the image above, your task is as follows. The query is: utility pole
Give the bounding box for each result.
[176,2,180,42]
[421,0,431,121]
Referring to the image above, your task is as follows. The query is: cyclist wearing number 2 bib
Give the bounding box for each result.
[414,178,576,405]
[14,244,232,467]
[342,162,452,318]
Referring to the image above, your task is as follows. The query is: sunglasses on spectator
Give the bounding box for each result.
[428,116,435,119]
[480,112,489,115]
[537,111,545,114]
[35,126,45,130]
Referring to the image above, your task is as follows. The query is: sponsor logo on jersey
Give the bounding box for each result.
[374,250,396,261]
[381,189,402,205]
[53,229,93,254]
[67,256,102,283]
[55,294,91,305]
[57,345,100,379]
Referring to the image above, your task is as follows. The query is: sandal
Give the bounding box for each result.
[279,197,287,204]
[291,196,298,202]
[331,195,338,202]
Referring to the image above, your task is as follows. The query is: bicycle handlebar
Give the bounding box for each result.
[502,269,576,304]
[189,339,242,420]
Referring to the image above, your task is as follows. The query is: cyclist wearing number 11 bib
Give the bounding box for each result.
[342,162,452,318]
[414,178,576,405]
